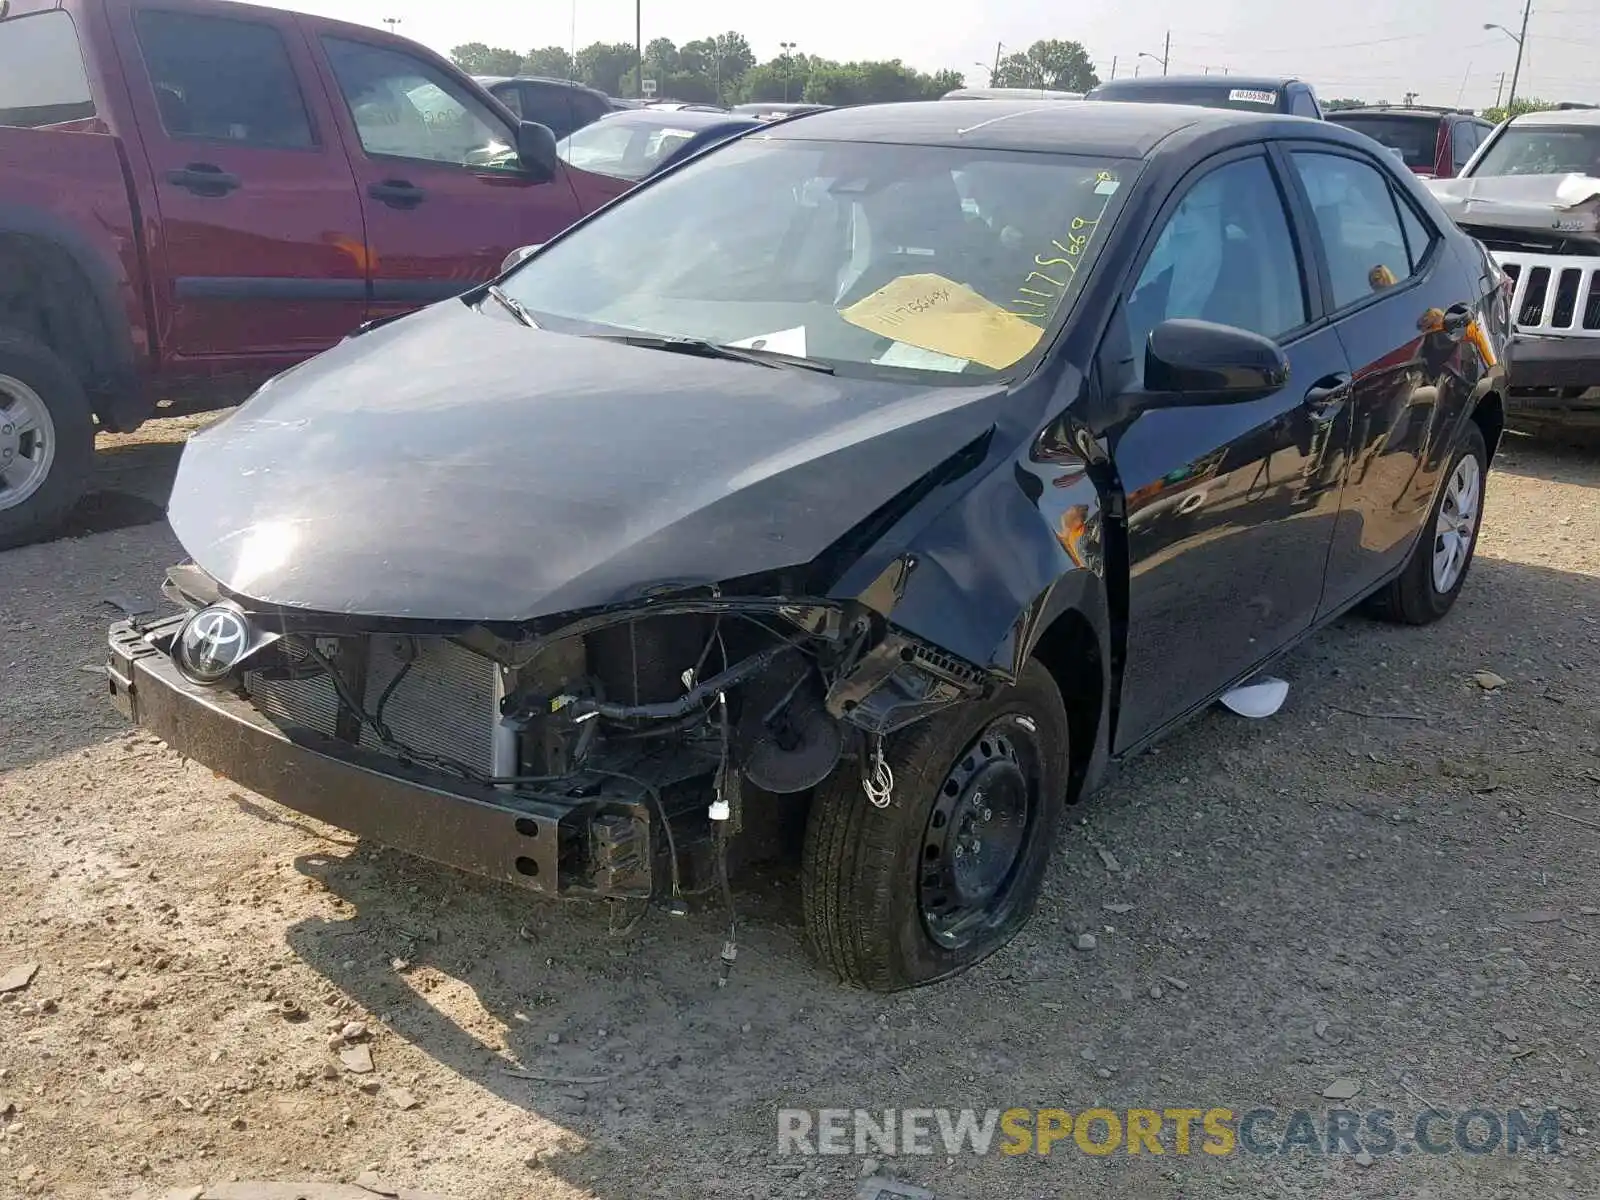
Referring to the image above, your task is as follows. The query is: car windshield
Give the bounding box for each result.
[557,117,702,180]
[1470,124,1600,177]
[1330,114,1440,169]
[504,137,1137,381]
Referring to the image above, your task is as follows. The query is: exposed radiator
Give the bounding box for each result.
[245,636,512,780]
[1492,250,1600,337]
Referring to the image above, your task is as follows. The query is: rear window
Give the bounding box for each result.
[1094,83,1283,112]
[1470,125,1600,177]
[0,11,96,129]
[1327,114,1441,170]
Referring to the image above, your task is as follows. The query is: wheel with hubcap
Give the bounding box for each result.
[802,659,1069,990]
[1366,421,1488,625]
[0,330,94,551]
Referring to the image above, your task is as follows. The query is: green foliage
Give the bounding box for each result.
[1323,97,1367,111]
[576,42,641,95]
[992,40,1098,93]
[449,42,523,77]
[1482,97,1558,124]
[521,46,574,80]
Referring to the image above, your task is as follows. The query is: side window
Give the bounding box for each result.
[1125,155,1308,372]
[1395,194,1436,273]
[517,83,576,139]
[491,83,522,118]
[0,10,96,129]
[134,10,313,148]
[1451,122,1476,172]
[322,37,518,171]
[1291,151,1413,309]
[1289,87,1319,119]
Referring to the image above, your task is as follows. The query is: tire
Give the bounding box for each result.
[801,659,1070,991]
[1365,421,1488,626]
[0,330,94,551]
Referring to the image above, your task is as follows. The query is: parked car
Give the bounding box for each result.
[474,74,613,140]
[1326,105,1494,180]
[1427,106,1600,431]
[941,87,1082,101]
[559,109,763,207]
[0,0,606,549]
[108,99,1508,991]
[1087,75,1323,118]
[644,101,729,113]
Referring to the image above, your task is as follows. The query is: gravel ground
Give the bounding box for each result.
[1,420,1598,1200]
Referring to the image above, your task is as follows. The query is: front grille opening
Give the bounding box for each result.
[1501,261,1522,285]
[1552,268,1582,329]
[1519,267,1550,326]
[1585,271,1600,331]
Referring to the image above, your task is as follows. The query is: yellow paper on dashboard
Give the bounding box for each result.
[838,274,1044,370]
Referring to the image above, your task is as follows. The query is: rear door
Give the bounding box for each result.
[1097,148,1353,748]
[1282,145,1482,614]
[311,31,585,318]
[107,1,366,364]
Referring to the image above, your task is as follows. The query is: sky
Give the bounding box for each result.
[281,0,1599,111]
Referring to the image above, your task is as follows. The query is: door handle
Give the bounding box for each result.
[369,179,425,209]
[165,163,240,196]
[1303,372,1351,423]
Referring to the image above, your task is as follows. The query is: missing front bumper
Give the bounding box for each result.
[106,619,654,898]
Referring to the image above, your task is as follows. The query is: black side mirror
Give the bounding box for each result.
[1144,318,1290,403]
[515,120,559,183]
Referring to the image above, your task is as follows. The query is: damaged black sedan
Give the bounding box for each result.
[109,101,1510,991]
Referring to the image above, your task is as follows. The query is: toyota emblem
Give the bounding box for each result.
[175,604,252,685]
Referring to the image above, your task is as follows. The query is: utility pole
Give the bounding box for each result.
[780,41,797,103]
[1508,0,1530,108]
[1162,30,1170,76]
[381,17,400,33]
[992,40,1003,82]
[1494,70,1506,108]
[635,0,643,99]
[1108,55,1117,81]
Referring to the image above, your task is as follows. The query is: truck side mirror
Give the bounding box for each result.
[515,121,559,183]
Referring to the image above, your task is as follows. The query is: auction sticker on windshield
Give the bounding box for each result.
[1228,89,1277,106]
[839,273,1044,369]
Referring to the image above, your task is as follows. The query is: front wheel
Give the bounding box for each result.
[1365,421,1488,625]
[801,659,1070,991]
[0,330,95,551]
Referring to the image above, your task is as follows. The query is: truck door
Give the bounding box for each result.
[310,30,586,320]
[107,1,367,366]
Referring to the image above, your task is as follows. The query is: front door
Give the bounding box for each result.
[109,1,367,364]
[1092,150,1352,749]
[1282,147,1484,615]
[312,33,586,319]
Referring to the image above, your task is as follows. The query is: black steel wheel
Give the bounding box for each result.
[802,659,1070,991]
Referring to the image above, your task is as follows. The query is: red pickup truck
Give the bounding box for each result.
[0,0,597,548]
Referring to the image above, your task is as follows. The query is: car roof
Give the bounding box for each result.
[476,75,607,96]
[593,108,762,132]
[1092,74,1305,92]
[1509,106,1600,127]
[1329,106,1472,119]
[759,99,1285,158]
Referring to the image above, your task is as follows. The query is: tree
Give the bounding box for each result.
[645,37,679,76]
[450,43,524,76]
[741,52,815,103]
[993,39,1098,92]
[928,69,965,97]
[521,46,574,79]
[1483,97,1557,123]
[713,32,756,80]
[1323,97,1367,111]
[576,41,639,96]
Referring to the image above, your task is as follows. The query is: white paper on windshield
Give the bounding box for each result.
[1229,88,1277,105]
[872,341,970,373]
[728,326,808,355]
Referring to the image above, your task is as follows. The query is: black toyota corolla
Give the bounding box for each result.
[109,101,1510,991]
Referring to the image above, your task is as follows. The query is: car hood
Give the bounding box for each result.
[168,299,1012,623]
[1428,172,1600,234]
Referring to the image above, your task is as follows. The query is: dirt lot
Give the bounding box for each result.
[2,419,1598,1200]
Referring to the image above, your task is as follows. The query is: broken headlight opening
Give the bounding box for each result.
[193,596,988,979]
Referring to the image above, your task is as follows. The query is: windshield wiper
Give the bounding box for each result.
[582,332,834,374]
[484,284,539,329]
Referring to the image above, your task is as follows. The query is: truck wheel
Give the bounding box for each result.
[0,331,94,551]
[1365,422,1488,626]
[802,659,1069,991]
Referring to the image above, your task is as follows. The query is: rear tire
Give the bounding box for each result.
[0,330,94,551]
[1365,421,1488,625]
[801,659,1069,991]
